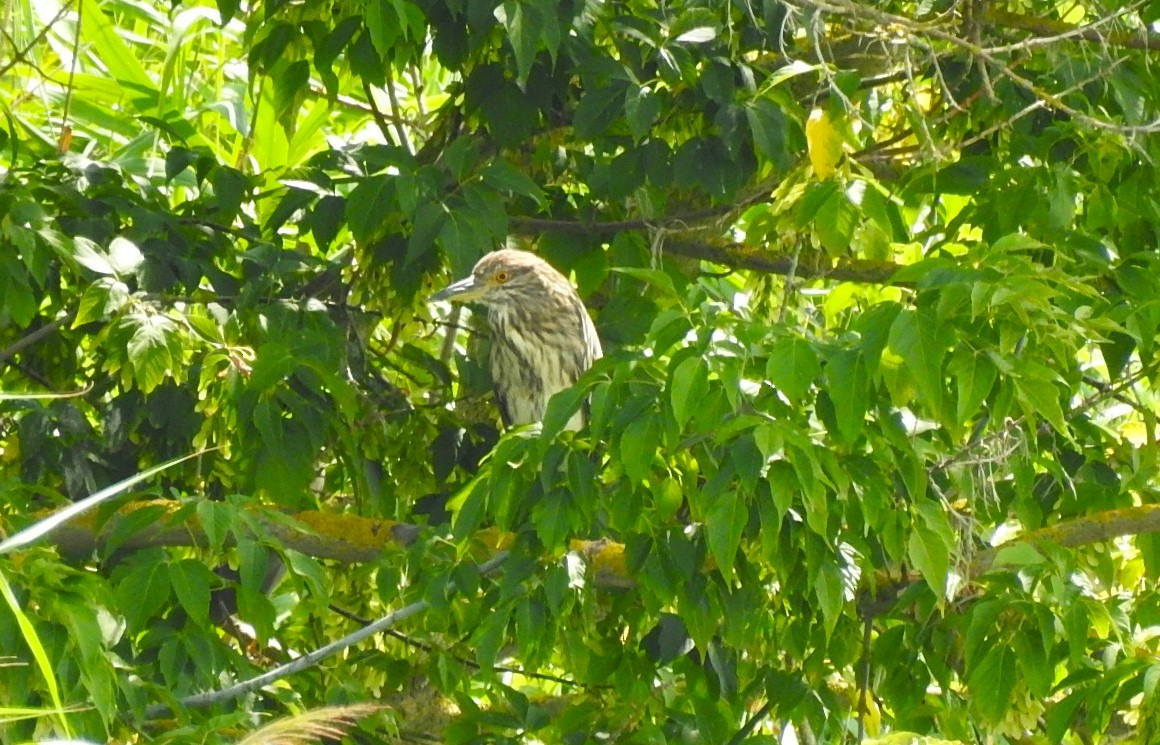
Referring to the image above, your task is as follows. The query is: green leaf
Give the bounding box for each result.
[216,0,242,22]
[0,571,68,722]
[197,499,232,553]
[72,278,113,327]
[451,477,489,542]
[248,341,299,391]
[675,26,717,43]
[765,459,796,520]
[80,0,157,98]
[210,167,249,217]
[814,189,858,254]
[346,175,395,243]
[169,558,215,621]
[766,337,821,402]
[285,552,331,614]
[540,379,594,442]
[888,308,949,422]
[127,313,178,393]
[236,585,276,642]
[574,83,626,139]
[472,606,510,671]
[641,614,693,664]
[0,258,36,326]
[366,0,400,59]
[948,348,997,427]
[813,558,845,639]
[824,349,868,446]
[532,493,571,550]
[165,147,198,181]
[481,159,545,205]
[1013,628,1052,698]
[670,356,709,427]
[409,201,449,266]
[499,0,539,87]
[273,59,310,121]
[107,236,144,276]
[625,87,661,142]
[619,414,659,485]
[968,646,1018,723]
[311,194,346,250]
[611,266,680,299]
[1046,691,1086,744]
[987,542,1044,571]
[746,98,790,170]
[705,487,746,583]
[72,236,115,275]
[116,557,172,631]
[908,501,954,599]
[1014,375,1069,436]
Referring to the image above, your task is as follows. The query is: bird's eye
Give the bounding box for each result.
[494,271,510,283]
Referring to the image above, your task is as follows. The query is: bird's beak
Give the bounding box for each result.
[432,275,484,303]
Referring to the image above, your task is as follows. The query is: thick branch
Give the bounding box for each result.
[664,239,905,284]
[45,501,634,589]
[45,499,1160,600]
[970,504,1160,575]
[861,504,1160,615]
[985,7,1160,52]
[513,213,908,284]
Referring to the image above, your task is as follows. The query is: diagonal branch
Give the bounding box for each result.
[144,552,509,718]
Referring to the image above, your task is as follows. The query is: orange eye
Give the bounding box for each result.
[494,271,510,283]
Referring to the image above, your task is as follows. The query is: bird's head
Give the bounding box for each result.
[432,249,566,309]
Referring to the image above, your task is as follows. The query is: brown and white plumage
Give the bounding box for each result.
[433,249,602,430]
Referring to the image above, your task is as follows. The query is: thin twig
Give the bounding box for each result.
[383,64,414,155]
[144,552,509,719]
[0,317,69,366]
[0,2,72,78]
[329,604,587,688]
[57,0,83,148]
[725,699,776,745]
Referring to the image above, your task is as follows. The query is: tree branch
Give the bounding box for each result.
[46,501,635,589]
[860,503,1160,616]
[144,552,509,718]
[984,6,1160,52]
[0,316,69,366]
[663,240,905,284]
[970,504,1160,576]
[513,214,908,284]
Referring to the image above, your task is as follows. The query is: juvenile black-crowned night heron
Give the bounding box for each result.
[433,249,602,430]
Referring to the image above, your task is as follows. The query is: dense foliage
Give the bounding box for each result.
[2,0,1160,741]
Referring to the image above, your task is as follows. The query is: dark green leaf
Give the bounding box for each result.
[169,558,215,621]
[824,349,868,446]
[908,501,954,598]
[670,356,709,427]
[619,413,659,485]
[766,337,821,402]
[888,308,949,422]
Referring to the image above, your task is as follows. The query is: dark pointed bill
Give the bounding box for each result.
[432,275,483,302]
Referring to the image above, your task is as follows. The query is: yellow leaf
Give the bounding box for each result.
[806,108,843,179]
